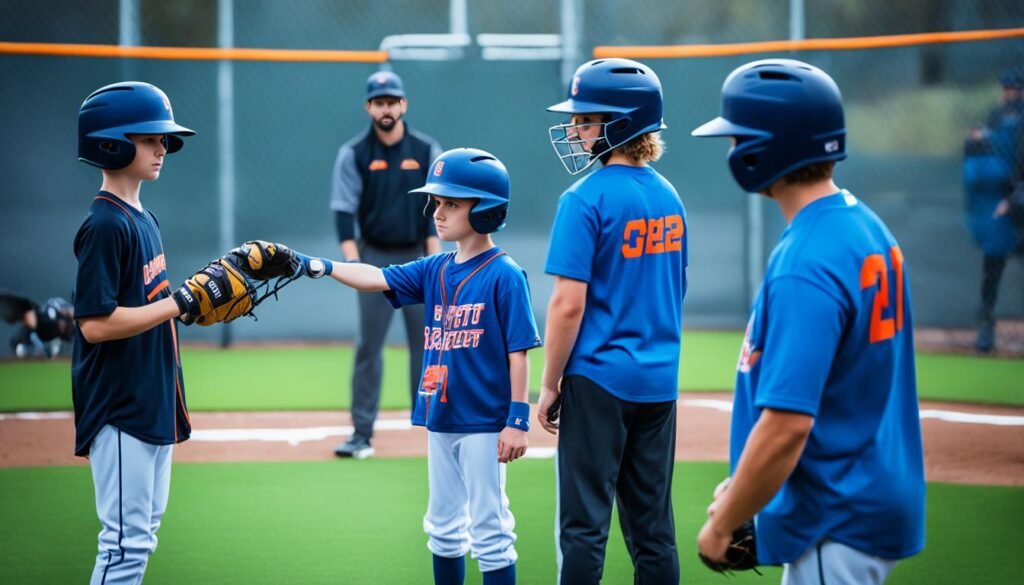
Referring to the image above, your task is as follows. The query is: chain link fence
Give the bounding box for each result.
[1,0,1022,356]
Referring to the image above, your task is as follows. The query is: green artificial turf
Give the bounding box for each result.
[0,331,1020,411]
[1,460,1020,584]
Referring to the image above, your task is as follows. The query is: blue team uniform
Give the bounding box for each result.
[545,164,687,400]
[383,246,540,576]
[545,163,687,584]
[72,193,190,456]
[732,190,925,565]
[382,247,541,431]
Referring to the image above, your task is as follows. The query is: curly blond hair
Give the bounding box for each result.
[617,131,665,164]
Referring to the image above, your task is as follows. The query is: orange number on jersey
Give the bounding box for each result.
[859,246,905,344]
[665,214,684,252]
[645,217,666,255]
[622,215,684,258]
[621,219,647,258]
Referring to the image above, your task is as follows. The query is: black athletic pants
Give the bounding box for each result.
[557,375,679,585]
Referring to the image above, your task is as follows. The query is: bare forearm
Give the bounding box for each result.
[542,299,584,388]
[327,262,389,292]
[712,410,812,534]
[508,351,529,403]
[339,240,359,261]
[79,297,181,343]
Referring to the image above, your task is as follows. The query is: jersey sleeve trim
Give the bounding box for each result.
[543,266,591,283]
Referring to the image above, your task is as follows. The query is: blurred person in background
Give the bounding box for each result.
[329,71,443,458]
[0,290,75,358]
[963,67,1024,353]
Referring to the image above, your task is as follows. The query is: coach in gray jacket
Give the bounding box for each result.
[330,70,442,458]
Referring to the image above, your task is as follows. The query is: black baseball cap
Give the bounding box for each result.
[366,71,405,100]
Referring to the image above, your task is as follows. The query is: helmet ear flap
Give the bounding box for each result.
[165,135,184,153]
[81,137,135,170]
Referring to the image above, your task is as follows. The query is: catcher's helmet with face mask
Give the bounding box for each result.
[547,58,666,175]
[78,81,195,170]
[692,59,846,193]
[410,148,511,234]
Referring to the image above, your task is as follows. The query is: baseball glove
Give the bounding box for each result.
[698,520,760,575]
[227,240,302,281]
[171,241,312,326]
[172,257,256,326]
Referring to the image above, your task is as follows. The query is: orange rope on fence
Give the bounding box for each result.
[0,41,388,63]
[594,27,1024,60]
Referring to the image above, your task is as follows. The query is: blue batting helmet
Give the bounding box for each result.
[365,71,405,101]
[547,58,666,174]
[410,148,510,234]
[78,82,195,170]
[692,59,846,193]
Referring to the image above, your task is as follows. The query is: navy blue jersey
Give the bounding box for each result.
[383,247,542,432]
[545,165,687,402]
[72,193,190,456]
[732,191,924,563]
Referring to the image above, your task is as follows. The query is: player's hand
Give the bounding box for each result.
[537,384,561,435]
[697,517,732,564]
[497,427,528,463]
[294,253,334,279]
[708,476,731,515]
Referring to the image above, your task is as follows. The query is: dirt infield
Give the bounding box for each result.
[2,393,1021,486]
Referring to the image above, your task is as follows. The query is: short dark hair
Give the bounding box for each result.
[783,160,836,185]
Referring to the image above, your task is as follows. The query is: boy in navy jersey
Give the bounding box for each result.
[540,59,687,585]
[298,148,540,585]
[73,82,233,584]
[693,60,924,584]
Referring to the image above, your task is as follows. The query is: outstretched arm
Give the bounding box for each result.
[295,254,389,292]
[327,262,389,292]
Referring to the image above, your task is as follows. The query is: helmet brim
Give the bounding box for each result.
[91,120,196,139]
[547,98,632,115]
[691,116,768,138]
[409,182,495,202]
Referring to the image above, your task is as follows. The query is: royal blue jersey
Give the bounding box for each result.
[545,164,687,402]
[383,247,541,432]
[732,191,925,564]
[72,193,190,456]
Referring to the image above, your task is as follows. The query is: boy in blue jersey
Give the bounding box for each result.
[297,148,540,585]
[73,82,242,584]
[692,60,925,583]
[539,58,687,585]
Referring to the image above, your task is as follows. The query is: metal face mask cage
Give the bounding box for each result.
[548,119,611,175]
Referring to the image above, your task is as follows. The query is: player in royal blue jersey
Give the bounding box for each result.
[539,58,687,584]
[692,60,925,583]
[296,148,540,585]
[73,82,215,585]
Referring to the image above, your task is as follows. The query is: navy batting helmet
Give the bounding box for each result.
[692,59,846,193]
[548,58,666,175]
[78,82,195,170]
[410,148,510,234]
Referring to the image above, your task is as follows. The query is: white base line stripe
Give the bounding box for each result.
[2,403,1021,436]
